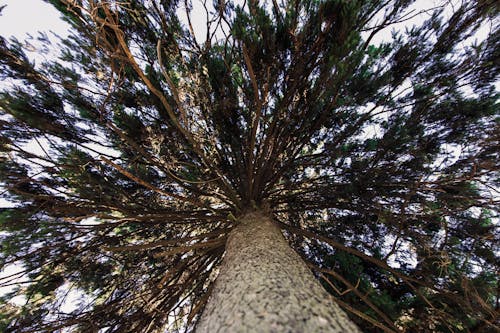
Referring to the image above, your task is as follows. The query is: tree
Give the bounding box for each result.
[0,0,498,331]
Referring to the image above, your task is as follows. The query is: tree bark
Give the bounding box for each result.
[195,211,361,332]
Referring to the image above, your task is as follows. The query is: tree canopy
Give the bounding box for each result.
[0,0,498,332]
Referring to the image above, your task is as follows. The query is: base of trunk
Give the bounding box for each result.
[195,211,360,332]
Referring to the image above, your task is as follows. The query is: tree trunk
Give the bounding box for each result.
[195,211,361,332]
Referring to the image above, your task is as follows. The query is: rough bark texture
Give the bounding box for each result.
[195,211,361,333]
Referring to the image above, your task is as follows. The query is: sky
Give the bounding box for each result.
[0,0,467,43]
[0,0,497,318]
[0,0,72,306]
[0,0,435,307]
[0,0,69,40]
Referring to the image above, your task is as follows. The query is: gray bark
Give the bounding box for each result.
[195,211,361,333]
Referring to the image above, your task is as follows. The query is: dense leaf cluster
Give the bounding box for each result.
[0,0,498,332]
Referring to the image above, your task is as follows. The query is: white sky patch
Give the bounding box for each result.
[176,0,246,44]
[0,263,25,295]
[56,283,84,313]
[430,142,463,170]
[383,234,418,269]
[0,196,15,207]
[0,0,69,40]
[363,0,465,46]
[0,0,71,73]
[177,0,209,44]
[0,261,28,307]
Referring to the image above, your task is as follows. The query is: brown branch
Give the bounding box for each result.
[279,222,455,325]
[153,238,226,258]
[331,295,398,333]
[242,43,262,196]
[103,229,229,252]
[315,268,399,332]
[97,5,240,205]
[156,40,188,126]
[100,5,182,134]
[275,221,422,285]
[100,156,202,207]
[187,282,215,325]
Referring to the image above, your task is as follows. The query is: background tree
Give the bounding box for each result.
[0,0,498,332]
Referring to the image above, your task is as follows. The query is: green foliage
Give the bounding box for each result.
[0,0,498,332]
